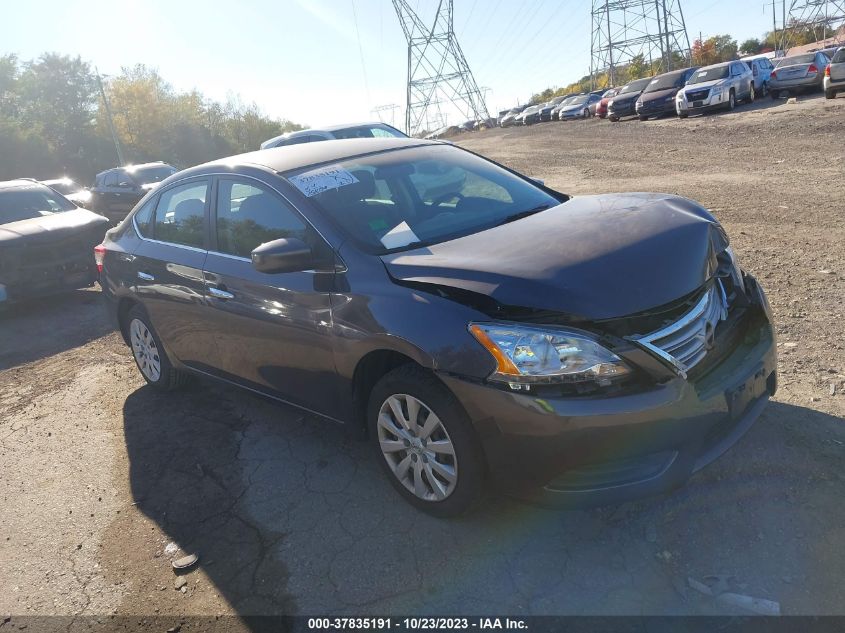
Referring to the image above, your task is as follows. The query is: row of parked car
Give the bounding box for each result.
[497,46,844,126]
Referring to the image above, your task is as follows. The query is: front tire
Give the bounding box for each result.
[126,305,188,391]
[368,365,484,517]
[748,83,755,103]
[771,89,780,100]
[727,89,736,110]
[826,89,835,99]
[678,111,689,119]
[638,114,648,121]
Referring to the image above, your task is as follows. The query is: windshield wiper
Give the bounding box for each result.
[495,204,553,227]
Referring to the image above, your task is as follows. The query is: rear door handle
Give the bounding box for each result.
[137,271,155,281]
[208,287,234,300]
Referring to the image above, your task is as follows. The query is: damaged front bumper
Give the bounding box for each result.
[438,273,777,507]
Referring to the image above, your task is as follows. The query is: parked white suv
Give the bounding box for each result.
[675,61,755,118]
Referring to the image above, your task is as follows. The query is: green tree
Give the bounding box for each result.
[740,38,762,54]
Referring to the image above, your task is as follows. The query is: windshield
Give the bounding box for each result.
[0,185,76,224]
[287,144,561,254]
[617,78,651,95]
[689,66,730,84]
[43,179,80,195]
[127,165,176,185]
[332,125,405,140]
[777,54,815,67]
[601,89,617,98]
[833,49,845,63]
[568,95,589,105]
[644,72,684,93]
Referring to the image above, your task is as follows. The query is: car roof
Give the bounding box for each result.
[0,179,48,190]
[184,137,441,177]
[96,161,171,176]
[41,178,75,186]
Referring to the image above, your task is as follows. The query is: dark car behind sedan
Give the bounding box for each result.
[0,180,109,306]
[99,138,776,517]
[89,162,177,224]
[607,77,652,121]
[636,67,698,120]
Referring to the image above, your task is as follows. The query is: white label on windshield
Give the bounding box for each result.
[380,221,421,250]
[289,165,358,197]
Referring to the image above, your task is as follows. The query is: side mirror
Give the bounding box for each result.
[251,237,313,274]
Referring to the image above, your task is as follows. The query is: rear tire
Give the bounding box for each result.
[727,89,736,110]
[367,364,485,517]
[126,305,188,391]
[771,90,780,100]
[826,89,835,99]
[678,112,689,119]
[609,116,619,122]
[761,81,768,97]
[748,83,756,103]
[638,115,648,121]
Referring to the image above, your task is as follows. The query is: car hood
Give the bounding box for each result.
[560,103,587,113]
[610,92,640,104]
[682,79,725,92]
[639,88,679,102]
[0,208,109,245]
[381,193,728,321]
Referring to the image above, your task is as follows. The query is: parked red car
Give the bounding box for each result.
[595,88,619,119]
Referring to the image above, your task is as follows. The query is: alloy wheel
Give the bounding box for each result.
[130,318,161,382]
[377,394,458,501]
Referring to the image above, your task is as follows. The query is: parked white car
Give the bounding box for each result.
[675,61,755,118]
[824,47,845,99]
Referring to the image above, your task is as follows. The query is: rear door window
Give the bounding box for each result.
[134,197,157,238]
[153,180,209,248]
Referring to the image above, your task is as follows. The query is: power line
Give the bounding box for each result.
[350,0,372,108]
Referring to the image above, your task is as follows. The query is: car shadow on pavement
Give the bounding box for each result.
[0,288,114,370]
[121,381,845,620]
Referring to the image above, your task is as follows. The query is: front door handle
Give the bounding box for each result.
[137,271,155,281]
[208,287,234,300]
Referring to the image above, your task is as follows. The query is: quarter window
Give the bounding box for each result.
[215,179,308,258]
[104,172,118,187]
[153,181,208,248]
[134,197,156,238]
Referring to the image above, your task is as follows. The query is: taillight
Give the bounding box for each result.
[94,244,106,274]
[770,70,777,79]
[808,64,818,74]
[825,64,831,77]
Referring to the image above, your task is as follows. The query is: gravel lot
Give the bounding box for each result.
[2,94,844,623]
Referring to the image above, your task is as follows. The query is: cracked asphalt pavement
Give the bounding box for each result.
[2,96,845,621]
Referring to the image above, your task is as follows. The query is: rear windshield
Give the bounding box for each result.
[689,66,730,84]
[286,144,560,254]
[777,54,815,67]
[0,186,76,224]
[833,49,845,63]
[617,78,651,94]
[644,72,684,92]
[332,125,405,140]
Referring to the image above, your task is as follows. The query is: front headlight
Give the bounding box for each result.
[724,246,745,293]
[608,99,614,107]
[469,323,631,388]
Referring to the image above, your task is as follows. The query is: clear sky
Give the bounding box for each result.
[3,0,774,129]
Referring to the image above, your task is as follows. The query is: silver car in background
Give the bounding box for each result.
[675,61,755,118]
[824,47,845,99]
[769,52,829,98]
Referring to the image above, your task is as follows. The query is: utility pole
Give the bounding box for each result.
[372,104,401,127]
[95,68,124,167]
[591,0,690,82]
[393,0,489,136]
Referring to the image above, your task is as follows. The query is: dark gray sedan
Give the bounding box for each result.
[99,138,776,516]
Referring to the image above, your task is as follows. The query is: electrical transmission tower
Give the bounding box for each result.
[590,0,691,89]
[393,0,490,136]
[780,0,845,51]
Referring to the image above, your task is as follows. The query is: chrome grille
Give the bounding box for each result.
[630,280,728,378]
[686,88,710,101]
